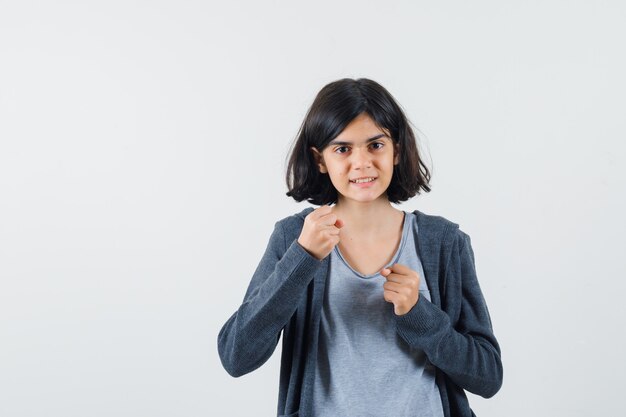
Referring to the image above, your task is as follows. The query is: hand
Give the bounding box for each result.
[381,263,420,316]
[297,205,344,261]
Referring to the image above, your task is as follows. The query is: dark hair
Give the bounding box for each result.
[285,77,432,205]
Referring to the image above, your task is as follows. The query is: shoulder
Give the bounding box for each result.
[275,206,313,226]
[410,209,474,255]
[411,208,459,236]
[271,206,314,240]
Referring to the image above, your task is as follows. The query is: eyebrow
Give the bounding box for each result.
[327,133,387,147]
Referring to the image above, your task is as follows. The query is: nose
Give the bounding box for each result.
[351,147,372,168]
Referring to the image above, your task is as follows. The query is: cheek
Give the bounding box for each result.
[326,167,348,183]
[376,156,395,171]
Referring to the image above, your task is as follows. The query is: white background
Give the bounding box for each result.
[1,1,625,416]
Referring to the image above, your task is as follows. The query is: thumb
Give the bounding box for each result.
[335,218,344,228]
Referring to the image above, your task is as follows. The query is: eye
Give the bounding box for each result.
[333,142,384,154]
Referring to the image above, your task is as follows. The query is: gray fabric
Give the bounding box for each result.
[312,211,444,417]
[217,207,503,417]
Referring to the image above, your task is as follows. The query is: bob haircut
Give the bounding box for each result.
[285,77,432,205]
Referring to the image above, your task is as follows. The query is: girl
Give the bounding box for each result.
[218,78,503,417]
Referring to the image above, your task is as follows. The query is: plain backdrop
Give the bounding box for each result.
[1,1,625,416]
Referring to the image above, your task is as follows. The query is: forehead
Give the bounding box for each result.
[329,114,391,146]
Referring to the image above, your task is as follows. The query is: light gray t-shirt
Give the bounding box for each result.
[311,210,445,417]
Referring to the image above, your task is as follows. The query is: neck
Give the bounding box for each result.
[331,196,402,239]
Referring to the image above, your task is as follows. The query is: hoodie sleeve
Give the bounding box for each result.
[217,220,324,377]
[393,229,503,398]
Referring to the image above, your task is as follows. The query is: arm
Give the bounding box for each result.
[217,220,324,377]
[393,230,503,398]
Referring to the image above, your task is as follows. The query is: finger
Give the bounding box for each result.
[383,272,408,284]
[323,226,341,236]
[318,214,340,229]
[383,281,402,293]
[383,289,398,304]
[312,204,333,219]
[386,263,412,274]
[384,265,419,282]
[386,270,420,285]
[320,211,343,228]
[380,267,391,276]
[387,275,420,292]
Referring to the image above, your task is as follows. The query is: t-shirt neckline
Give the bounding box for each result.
[333,210,410,279]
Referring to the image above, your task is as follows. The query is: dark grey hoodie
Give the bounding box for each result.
[217,207,503,417]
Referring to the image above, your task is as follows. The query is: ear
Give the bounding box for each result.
[310,146,328,174]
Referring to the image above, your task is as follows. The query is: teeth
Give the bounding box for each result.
[351,177,375,183]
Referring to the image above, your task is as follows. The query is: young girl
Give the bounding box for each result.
[218,78,503,417]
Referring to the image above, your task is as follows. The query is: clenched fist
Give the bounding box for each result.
[297,205,344,261]
[381,263,421,316]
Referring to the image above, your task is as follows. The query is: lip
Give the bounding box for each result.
[349,177,377,188]
[349,176,378,181]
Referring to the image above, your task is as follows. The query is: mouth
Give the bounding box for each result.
[349,176,377,183]
[349,177,377,187]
